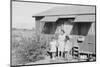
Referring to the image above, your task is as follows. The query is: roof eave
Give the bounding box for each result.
[32,13,96,18]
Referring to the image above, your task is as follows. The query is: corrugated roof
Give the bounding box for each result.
[33,6,95,16]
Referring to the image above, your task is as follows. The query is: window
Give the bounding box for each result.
[42,22,56,34]
[77,22,91,36]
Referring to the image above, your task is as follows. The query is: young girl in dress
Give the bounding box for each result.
[49,37,57,60]
[58,30,66,59]
[64,36,73,59]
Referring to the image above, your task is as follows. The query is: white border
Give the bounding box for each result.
[0,0,100,67]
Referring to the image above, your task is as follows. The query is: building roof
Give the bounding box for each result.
[73,14,95,22]
[40,15,95,22]
[33,5,95,17]
[40,15,75,22]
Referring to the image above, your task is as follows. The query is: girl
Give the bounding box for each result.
[64,36,73,59]
[49,37,57,60]
[58,30,66,59]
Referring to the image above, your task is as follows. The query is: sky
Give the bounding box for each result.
[12,1,65,29]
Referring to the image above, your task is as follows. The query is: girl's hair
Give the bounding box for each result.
[61,29,65,33]
[66,36,70,40]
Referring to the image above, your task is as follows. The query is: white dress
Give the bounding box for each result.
[50,40,57,52]
[64,40,73,52]
[58,35,65,52]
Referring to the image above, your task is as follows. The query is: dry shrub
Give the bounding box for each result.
[12,33,48,65]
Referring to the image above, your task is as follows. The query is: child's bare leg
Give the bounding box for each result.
[52,52,56,60]
[65,51,68,60]
[58,51,61,58]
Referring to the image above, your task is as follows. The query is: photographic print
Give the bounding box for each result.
[11,0,96,66]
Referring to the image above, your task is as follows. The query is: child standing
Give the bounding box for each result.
[49,37,57,60]
[64,36,73,59]
[58,30,66,59]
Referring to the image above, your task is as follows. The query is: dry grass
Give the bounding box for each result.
[11,29,49,65]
